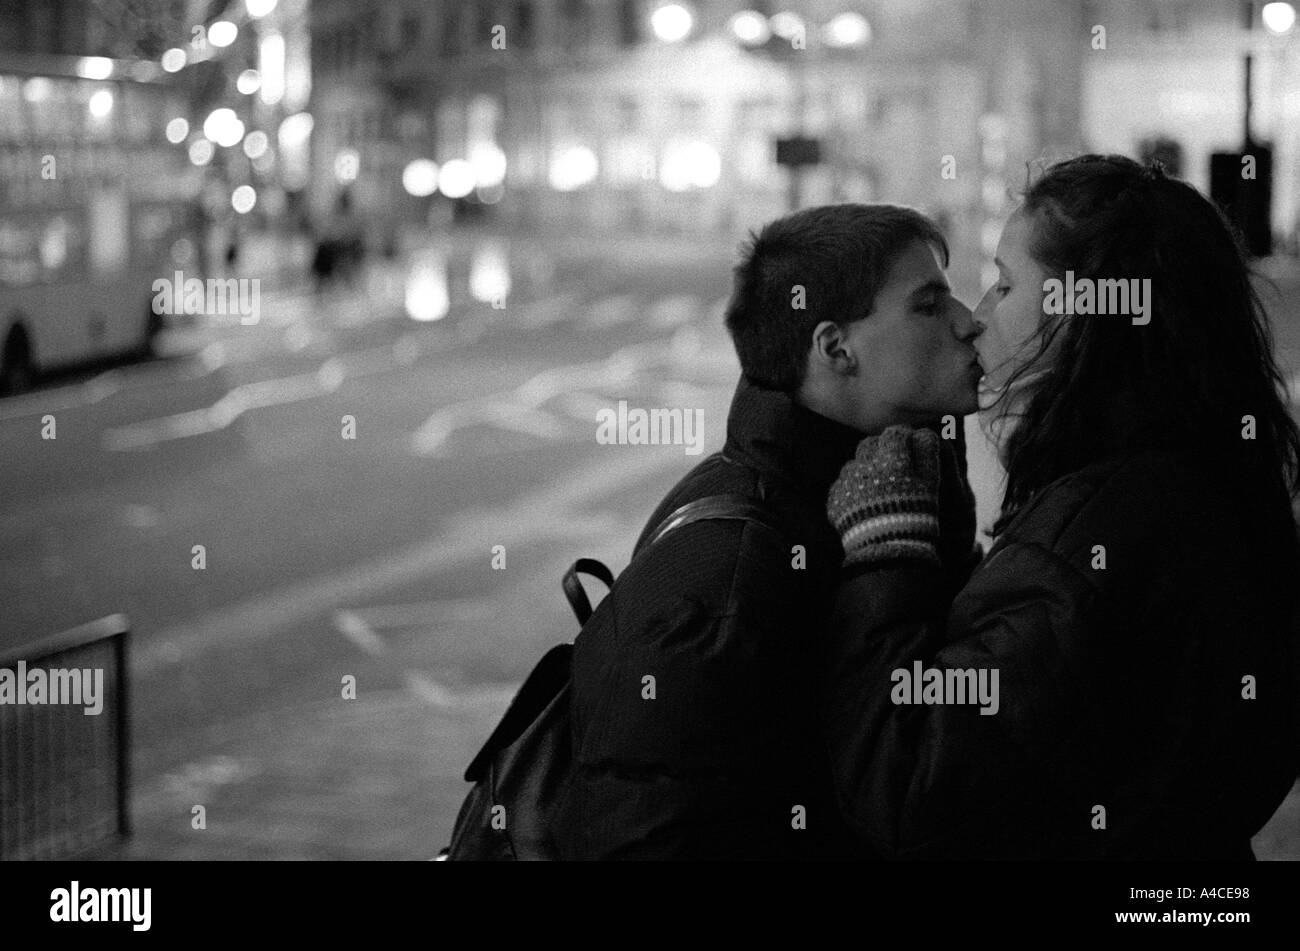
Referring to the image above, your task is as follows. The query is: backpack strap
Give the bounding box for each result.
[561,558,616,626]
[466,496,789,782]
[560,494,786,626]
[641,493,785,549]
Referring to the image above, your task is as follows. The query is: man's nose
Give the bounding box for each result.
[949,298,982,342]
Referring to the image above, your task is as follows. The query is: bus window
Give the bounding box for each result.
[0,219,39,286]
[89,187,129,278]
[0,76,25,142]
[0,213,87,287]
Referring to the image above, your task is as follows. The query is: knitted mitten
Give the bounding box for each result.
[827,425,942,567]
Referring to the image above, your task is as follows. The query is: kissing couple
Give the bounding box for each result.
[553,153,1300,861]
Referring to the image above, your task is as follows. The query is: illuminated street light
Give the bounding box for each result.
[1263,2,1297,34]
[438,159,477,198]
[279,112,314,146]
[406,255,449,322]
[469,142,508,188]
[165,117,190,144]
[730,10,771,46]
[232,186,257,214]
[659,140,721,191]
[204,108,245,147]
[77,56,113,80]
[237,69,261,95]
[246,0,279,17]
[243,130,269,159]
[260,33,286,105]
[334,149,360,183]
[189,139,215,166]
[470,243,511,303]
[88,88,114,118]
[651,4,694,43]
[161,48,187,72]
[209,21,238,47]
[402,159,440,197]
[822,12,871,48]
[549,146,599,191]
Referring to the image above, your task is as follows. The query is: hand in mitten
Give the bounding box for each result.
[827,425,941,568]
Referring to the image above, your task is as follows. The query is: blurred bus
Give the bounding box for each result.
[0,54,200,394]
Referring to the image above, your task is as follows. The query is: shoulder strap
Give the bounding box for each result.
[465,496,789,779]
[561,558,616,626]
[642,493,785,549]
[560,494,786,626]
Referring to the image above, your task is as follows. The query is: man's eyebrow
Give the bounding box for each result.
[906,279,951,301]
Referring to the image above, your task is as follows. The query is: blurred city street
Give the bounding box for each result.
[5,0,1300,866]
[2,234,1300,859]
[0,232,750,858]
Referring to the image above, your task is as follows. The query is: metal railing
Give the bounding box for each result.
[0,614,130,860]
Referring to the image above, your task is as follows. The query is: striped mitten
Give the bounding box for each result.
[827,425,942,567]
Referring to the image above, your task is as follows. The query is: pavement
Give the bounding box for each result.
[4,227,1298,860]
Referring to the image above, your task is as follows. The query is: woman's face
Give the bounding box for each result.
[973,207,1056,396]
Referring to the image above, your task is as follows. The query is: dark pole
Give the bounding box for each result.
[789,58,807,211]
[1245,52,1255,148]
[1243,0,1255,148]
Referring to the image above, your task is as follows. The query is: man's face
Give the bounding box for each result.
[838,239,983,429]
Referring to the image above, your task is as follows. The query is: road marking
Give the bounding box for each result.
[0,343,235,423]
[332,610,386,656]
[133,447,688,676]
[335,603,514,709]
[100,348,397,450]
[402,671,459,708]
[410,333,682,457]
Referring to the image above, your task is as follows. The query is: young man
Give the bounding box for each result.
[553,204,984,859]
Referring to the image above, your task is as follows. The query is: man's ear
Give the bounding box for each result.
[808,320,855,376]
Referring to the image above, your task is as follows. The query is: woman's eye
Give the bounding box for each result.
[995,284,1010,297]
[916,302,940,315]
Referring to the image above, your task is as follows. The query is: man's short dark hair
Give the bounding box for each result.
[723,203,949,392]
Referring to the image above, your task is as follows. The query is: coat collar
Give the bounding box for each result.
[722,375,865,498]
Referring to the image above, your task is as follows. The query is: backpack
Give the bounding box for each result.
[439,493,782,861]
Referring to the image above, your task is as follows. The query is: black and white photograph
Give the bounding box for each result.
[1,0,1300,931]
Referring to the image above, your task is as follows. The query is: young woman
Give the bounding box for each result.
[821,154,1300,859]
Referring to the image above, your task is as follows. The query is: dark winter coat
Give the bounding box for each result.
[821,446,1300,859]
[553,376,875,859]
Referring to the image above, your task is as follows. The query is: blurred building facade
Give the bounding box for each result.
[1081,0,1300,251]
[0,0,192,59]
[311,0,1095,293]
[308,0,1299,290]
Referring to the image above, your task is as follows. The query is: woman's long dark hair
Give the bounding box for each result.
[988,154,1300,543]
